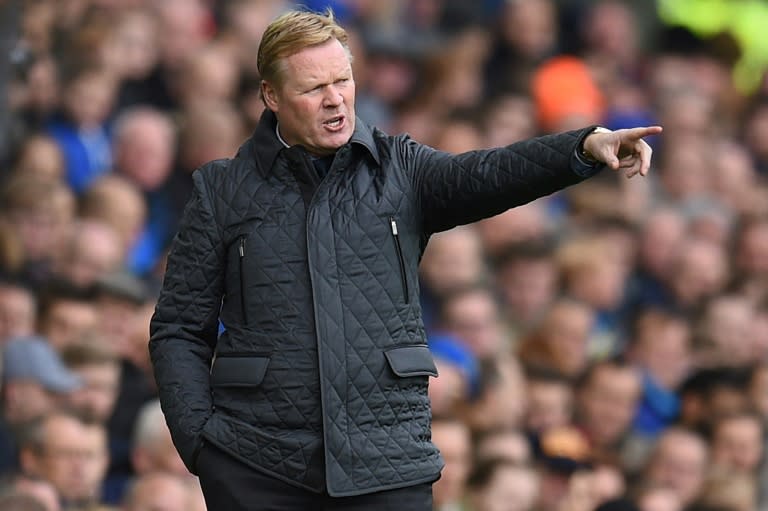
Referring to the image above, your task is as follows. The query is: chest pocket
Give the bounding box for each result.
[224,209,287,327]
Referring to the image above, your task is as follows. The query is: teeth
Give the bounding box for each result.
[327,118,342,127]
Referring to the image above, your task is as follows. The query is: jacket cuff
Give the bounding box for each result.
[571,125,605,178]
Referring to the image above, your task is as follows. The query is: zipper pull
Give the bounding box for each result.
[390,218,398,236]
[239,236,246,257]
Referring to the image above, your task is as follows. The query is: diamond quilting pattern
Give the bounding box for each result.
[150,122,594,496]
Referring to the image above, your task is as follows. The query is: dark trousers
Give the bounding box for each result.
[197,441,434,511]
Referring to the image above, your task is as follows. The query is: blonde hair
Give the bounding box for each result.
[257,10,350,86]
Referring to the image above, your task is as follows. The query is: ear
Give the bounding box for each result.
[19,445,40,476]
[131,446,151,473]
[261,80,279,112]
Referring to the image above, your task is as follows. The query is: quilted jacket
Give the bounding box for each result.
[149,110,598,496]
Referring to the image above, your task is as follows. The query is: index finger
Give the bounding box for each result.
[623,125,663,141]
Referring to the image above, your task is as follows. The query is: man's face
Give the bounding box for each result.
[432,421,471,506]
[263,39,355,156]
[711,416,764,473]
[30,415,108,503]
[41,300,99,351]
[647,433,708,506]
[68,362,121,423]
[577,364,641,446]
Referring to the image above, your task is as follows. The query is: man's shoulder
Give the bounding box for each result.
[193,155,253,184]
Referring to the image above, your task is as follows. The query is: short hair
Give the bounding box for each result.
[132,399,166,450]
[467,457,537,491]
[112,106,175,147]
[257,10,350,86]
[574,356,635,391]
[60,341,119,369]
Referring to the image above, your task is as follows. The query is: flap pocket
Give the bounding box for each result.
[210,355,270,387]
[384,345,438,378]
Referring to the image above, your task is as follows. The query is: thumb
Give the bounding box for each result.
[601,148,619,169]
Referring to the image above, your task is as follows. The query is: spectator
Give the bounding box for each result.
[0,280,37,344]
[626,308,691,437]
[640,427,708,509]
[11,134,65,185]
[475,201,553,260]
[79,176,147,266]
[517,297,595,379]
[36,281,99,352]
[129,400,187,478]
[556,234,629,357]
[524,366,575,436]
[493,239,559,337]
[0,472,61,511]
[119,472,192,511]
[677,367,753,436]
[18,410,111,510]
[632,485,683,511]
[708,411,764,475]
[695,469,756,511]
[45,64,117,194]
[625,206,688,312]
[52,220,123,290]
[108,8,162,112]
[90,273,154,504]
[0,336,82,473]
[474,429,532,466]
[431,418,472,511]
[61,343,122,425]
[419,226,486,330]
[693,294,755,368]
[573,358,642,466]
[665,238,729,314]
[466,459,540,511]
[110,107,177,276]
[0,175,76,288]
[732,216,768,301]
[438,284,507,361]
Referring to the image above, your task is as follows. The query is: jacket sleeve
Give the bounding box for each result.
[407,126,600,235]
[148,168,224,474]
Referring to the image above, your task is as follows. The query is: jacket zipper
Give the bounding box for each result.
[238,235,249,325]
[390,217,410,304]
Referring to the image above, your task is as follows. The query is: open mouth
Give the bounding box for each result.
[324,115,344,129]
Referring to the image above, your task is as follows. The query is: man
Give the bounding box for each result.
[61,342,122,424]
[18,410,112,510]
[120,472,192,511]
[641,427,709,508]
[149,9,661,510]
[130,400,188,478]
[0,336,82,472]
[574,358,642,465]
[431,418,472,511]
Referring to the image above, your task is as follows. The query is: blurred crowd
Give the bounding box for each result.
[1,0,768,510]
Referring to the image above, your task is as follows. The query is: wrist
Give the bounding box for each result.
[581,126,612,162]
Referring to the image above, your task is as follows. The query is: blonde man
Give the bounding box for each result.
[149,9,661,510]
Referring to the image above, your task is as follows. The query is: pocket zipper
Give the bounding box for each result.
[238,235,249,325]
[390,217,410,304]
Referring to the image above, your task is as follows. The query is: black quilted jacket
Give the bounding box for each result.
[149,110,597,496]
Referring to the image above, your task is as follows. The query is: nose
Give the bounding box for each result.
[322,85,343,107]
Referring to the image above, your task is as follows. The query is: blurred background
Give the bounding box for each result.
[2,0,768,510]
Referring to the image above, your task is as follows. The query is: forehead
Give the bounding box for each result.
[281,39,351,83]
[45,416,105,444]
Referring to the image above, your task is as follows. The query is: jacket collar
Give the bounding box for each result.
[238,110,381,171]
